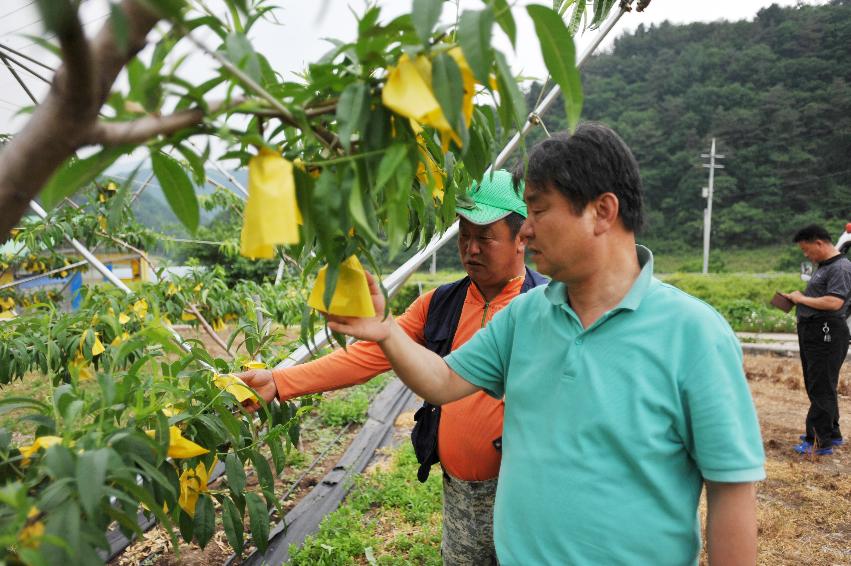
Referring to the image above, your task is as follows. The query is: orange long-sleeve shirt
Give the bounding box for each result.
[271,276,525,481]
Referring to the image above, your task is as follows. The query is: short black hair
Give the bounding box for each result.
[512,122,645,232]
[793,224,832,243]
[503,212,525,238]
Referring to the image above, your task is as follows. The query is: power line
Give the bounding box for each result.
[0,1,36,22]
[0,49,36,103]
[0,47,49,85]
[0,14,45,38]
[12,11,110,51]
[0,97,24,111]
[0,42,54,71]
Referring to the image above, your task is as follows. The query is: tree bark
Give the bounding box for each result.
[0,0,160,240]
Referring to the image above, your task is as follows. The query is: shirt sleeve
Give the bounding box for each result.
[272,291,432,399]
[678,328,766,483]
[825,264,851,300]
[444,301,516,399]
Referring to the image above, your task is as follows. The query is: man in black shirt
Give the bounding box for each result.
[784,224,851,456]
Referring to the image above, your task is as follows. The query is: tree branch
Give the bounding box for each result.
[52,0,95,117]
[0,0,161,240]
[88,0,161,106]
[85,98,240,146]
[186,303,234,359]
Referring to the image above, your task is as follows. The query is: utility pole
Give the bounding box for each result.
[701,138,724,274]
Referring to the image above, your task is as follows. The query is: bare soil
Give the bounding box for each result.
[740,354,850,565]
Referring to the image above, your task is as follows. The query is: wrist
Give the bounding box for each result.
[376,315,396,345]
[269,368,283,399]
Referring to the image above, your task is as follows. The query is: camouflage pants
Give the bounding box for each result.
[441,473,498,566]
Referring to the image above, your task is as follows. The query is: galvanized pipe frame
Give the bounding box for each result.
[0,259,89,292]
[275,7,627,370]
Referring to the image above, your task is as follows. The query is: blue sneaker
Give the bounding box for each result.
[799,435,844,446]
[793,441,833,456]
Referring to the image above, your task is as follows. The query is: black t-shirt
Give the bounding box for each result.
[797,254,851,320]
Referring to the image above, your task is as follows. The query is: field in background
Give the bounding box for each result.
[398,262,805,333]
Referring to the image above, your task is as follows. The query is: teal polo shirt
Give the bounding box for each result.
[444,246,765,565]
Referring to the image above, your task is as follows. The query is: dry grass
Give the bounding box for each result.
[744,350,851,396]
[756,460,850,565]
[742,354,850,565]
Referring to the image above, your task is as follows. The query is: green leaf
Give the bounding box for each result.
[150,150,200,234]
[0,396,50,415]
[464,124,489,181]
[251,453,275,502]
[336,82,369,153]
[175,143,207,186]
[245,492,270,554]
[193,494,216,548]
[488,0,517,48]
[107,163,139,230]
[142,0,185,19]
[43,445,74,479]
[76,448,109,519]
[493,50,527,132]
[43,499,79,563]
[566,0,586,36]
[267,435,286,475]
[412,0,443,45]
[457,8,495,85]
[34,0,76,37]
[590,0,616,28]
[225,452,246,495]
[225,32,262,84]
[40,146,129,209]
[375,144,409,192]
[349,171,383,246]
[109,2,130,54]
[178,504,194,542]
[222,496,244,555]
[527,4,583,132]
[322,257,341,311]
[431,53,463,135]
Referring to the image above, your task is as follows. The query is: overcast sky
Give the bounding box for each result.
[0,0,826,136]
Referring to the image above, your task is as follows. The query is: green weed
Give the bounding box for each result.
[289,444,442,564]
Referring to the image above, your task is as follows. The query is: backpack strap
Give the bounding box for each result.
[411,270,547,482]
[411,278,471,482]
[423,277,472,357]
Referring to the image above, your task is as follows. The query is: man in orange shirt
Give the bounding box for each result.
[239,170,546,564]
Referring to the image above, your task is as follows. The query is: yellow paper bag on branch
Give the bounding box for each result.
[382,50,476,152]
[240,148,300,259]
[307,255,376,317]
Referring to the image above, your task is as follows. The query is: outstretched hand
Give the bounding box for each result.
[324,271,394,343]
[236,369,278,412]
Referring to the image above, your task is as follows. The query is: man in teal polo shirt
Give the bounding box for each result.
[326,123,765,565]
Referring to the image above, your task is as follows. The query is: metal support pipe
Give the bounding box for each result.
[0,259,88,291]
[274,8,627,370]
[29,201,133,293]
[27,201,206,357]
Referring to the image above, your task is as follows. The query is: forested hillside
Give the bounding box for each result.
[526,0,851,251]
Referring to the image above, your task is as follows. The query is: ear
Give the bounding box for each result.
[592,192,620,235]
[515,231,526,254]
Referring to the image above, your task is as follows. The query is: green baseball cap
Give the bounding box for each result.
[455,169,527,225]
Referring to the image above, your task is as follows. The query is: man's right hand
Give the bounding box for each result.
[325,271,394,343]
[237,369,278,412]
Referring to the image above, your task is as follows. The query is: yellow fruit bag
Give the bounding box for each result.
[240,148,300,259]
[307,255,376,317]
